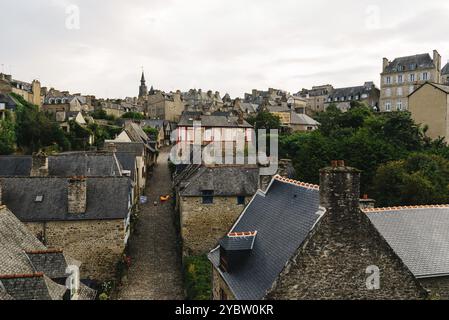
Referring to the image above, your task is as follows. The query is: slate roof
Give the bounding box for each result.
[208,177,323,300]
[366,206,449,278]
[0,206,95,300]
[105,142,145,157]
[0,156,32,177]
[125,122,150,143]
[384,53,434,73]
[115,152,137,182]
[219,232,258,251]
[48,153,122,177]
[442,63,449,75]
[0,177,131,222]
[179,166,260,197]
[0,274,66,300]
[178,114,252,128]
[290,112,320,126]
[0,94,18,110]
[25,251,69,279]
[327,82,376,100]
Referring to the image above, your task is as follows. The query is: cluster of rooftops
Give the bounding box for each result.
[209,174,449,300]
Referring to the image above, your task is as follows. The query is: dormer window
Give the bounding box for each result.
[35,195,44,203]
[219,231,257,273]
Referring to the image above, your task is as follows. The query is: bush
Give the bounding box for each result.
[184,255,212,300]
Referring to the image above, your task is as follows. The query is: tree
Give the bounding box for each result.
[247,111,282,130]
[143,127,159,140]
[121,112,145,120]
[12,93,70,153]
[372,153,449,206]
[0,113,16,155]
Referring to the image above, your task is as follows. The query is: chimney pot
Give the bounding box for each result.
[337,160,345,167]
[331,160,338,168]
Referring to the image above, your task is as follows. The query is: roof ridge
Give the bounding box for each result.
[0,273,44,279]
[362,204,449,213]
[273,175,320,190]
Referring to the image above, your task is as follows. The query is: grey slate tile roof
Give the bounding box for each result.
[290,112,320,126]
[366,206,449,278]
[442,63,449,75]
[0,206,94,300]
[115,152,137,182]
[48,153,122,177]
[179,166,259,197]
[384,53,434,73]
[0,177,131,222]
[327,82,376,101]
[105,142,145,157]
[26,252,69,279]
[208,178,323,300]
[0,275,65,300]
[0,156,32,177]
[219,233,257,251]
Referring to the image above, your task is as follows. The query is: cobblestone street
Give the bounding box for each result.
[115,149,185,300]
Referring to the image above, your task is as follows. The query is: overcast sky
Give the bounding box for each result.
[1,0,449,98]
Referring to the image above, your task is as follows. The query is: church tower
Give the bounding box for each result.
[139,71,148,98]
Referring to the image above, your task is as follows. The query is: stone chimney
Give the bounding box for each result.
[31,152,49,177]
[105,142,117,153]
[319,160,361,223]
[359,194,376,210]
[237,111,244,125]
[382,58,389,71]
[68,177,87,214]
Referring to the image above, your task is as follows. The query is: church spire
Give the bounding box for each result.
[139,69,148,98]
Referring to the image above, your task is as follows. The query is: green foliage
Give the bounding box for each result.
[372,153,449,206]
[143,127,159,140]
[122,112,145,120]
[90,109,116,121]
[88,123,122,148]
[280,105,434,195]
[11,93,70,154]
[247,111,282,130]
[66,120,93,150]
[0,113,16,155]
[184,255,212,300]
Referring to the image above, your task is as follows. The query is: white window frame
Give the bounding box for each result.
[385,101,391,112]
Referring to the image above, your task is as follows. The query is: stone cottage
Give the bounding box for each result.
[0,205,96,300]
[0,176,132,281]
[209,162,427,300]
[175,165,260,256]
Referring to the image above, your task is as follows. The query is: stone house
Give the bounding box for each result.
[380,51,442,112]
[42,89,92,114]
[408,82,449,142]
[0,73,42,108]
[144,90,184,122]
[0,176,132,281]
[175,165,260,256]
[364,205,449,299]
[297,84,334,113]
[289,112,320,132]
[0,205,96,300]
[182,89,224,114]
[324,82,380,112]
[209,163,427,300]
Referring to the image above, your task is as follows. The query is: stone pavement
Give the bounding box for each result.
[115,149,185,300]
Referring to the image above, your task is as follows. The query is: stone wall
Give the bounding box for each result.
[420,277,449,300]
[25,219,126,281]
[180,196,247,256]
[266,163,427,300]
[212,268,235,300]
